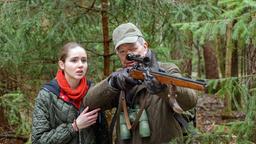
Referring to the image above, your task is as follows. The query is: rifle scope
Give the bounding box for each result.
[126,53,150,65]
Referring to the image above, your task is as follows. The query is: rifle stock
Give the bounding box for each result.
[129,69,206,91]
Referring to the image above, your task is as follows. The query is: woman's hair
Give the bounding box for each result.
[59,42,83,62]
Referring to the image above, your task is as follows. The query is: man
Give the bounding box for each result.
[83,23,197,143]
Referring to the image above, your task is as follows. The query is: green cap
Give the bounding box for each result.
[112,23,143,50]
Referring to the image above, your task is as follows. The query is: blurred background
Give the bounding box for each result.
[0,0,255,143]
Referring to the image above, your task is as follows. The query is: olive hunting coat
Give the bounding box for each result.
[83,62,197,144]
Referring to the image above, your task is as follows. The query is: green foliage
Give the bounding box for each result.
[196,92,256,143]
[180,95,255,143]
[1,0,255,143]
[0,0,105,81]
[200,75,256,143]
[0,92,32,135]
[207,76,252,111]
[1,0,255,80]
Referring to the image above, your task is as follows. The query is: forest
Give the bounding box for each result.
[0,0,255,143]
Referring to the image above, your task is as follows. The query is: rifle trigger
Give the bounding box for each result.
[144,70,153,81]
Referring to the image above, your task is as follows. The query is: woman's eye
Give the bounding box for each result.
[71,59,77,62]
[82,59,87,63]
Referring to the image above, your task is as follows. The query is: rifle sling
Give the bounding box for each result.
[131,93,147,131]
[121,91,147,131]
[121,91,132,129]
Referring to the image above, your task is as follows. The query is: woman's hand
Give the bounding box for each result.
[74,107,101,130]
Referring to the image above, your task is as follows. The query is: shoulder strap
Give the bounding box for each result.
[173,113,188,128]
[112,90,123,143]
[121,91,132,129]
[42,79,60,96]
[130,93,147,131]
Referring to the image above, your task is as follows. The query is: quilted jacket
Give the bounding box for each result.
[31,80,109,144]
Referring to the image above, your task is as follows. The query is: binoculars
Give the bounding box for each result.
[120,107,150,140]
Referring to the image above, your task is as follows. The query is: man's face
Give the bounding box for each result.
[116,41,148,67]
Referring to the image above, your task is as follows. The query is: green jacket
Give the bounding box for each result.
[32,81,109,144]
[83,63,197,144]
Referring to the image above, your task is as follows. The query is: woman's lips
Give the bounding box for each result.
[76,70,84,75]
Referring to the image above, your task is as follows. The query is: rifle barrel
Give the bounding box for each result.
[129,69,206,91]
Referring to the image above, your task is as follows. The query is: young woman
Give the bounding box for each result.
[32,42,109,144]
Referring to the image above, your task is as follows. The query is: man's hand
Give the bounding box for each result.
[144,77,167,94]
[109,68,139,90]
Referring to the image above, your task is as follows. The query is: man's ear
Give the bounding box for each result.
[144,41,148,49]
[58,60,64,70]
[142,41,149,56]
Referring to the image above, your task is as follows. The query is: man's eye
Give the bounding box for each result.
[130,47,137,52]
[119,50,126,54]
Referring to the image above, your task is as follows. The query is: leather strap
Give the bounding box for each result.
[131,93,148,131]
[121,91,132,129]
[121,91,148,131]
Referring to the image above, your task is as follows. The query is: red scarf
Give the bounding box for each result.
[55,70,89,109]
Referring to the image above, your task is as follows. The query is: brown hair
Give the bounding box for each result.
[59,42,83,62]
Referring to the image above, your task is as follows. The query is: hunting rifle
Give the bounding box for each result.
[126,54,206,91]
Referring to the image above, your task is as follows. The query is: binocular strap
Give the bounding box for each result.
[110,90,148,142]
[121,91,132,129]
[121,91,148,131]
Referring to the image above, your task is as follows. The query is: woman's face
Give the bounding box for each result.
[59,46,88,81]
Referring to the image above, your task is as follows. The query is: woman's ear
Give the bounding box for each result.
[58,60,64,70]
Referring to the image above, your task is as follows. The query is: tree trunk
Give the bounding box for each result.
[203,41,219,79]
[231,40,241,109]
[224,22,233,113]
[184,32,193,76]
[247,41,256,89]
[0,108,8,130]
[246,41,256,143]
[180,33,193,77]
[216,35,226,78]
[194,42,202,77]
[101,0,110,76]
[231,41,238,77]
[0,71,9,132]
